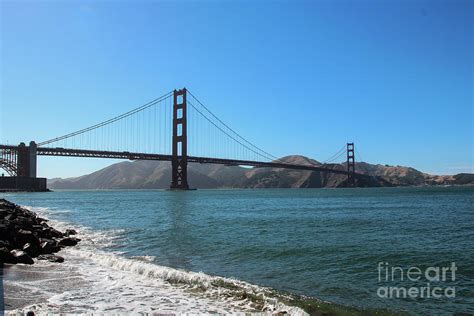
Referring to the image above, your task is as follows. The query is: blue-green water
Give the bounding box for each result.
[2,186,473,314]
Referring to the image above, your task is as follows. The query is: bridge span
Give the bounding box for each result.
[1,88,363,191]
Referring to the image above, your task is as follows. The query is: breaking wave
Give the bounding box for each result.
[5,206,309,315]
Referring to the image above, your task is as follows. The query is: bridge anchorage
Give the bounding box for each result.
[0,141,47,191]
[1,87,365,191]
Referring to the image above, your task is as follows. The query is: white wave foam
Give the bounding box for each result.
[130,255,156,262]
[5,206,308,315]
[25,206,72,215]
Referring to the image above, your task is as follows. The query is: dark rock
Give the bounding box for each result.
[1,198,80,265]
[12,216,35,229]
[0,224,10,236]
[43,227,64,238]
[37,254,64,263]
[39,227,53,238]
[4,214,14,221]
[65,229,78,236]
[58,237,81,247]
[0,198,15,205]
[10,249,34,264]
[0,240,12,249]
[16,229,38,246]
[0,246,16,264]
[50,228,64,238]
[39,239,61,254]
[39,227,63,239]
[23,242,40,257]
[31,224,44,231]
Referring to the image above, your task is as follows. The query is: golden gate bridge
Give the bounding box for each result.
[0,88,366,190]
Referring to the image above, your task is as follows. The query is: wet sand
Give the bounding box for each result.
[2,262,88,312]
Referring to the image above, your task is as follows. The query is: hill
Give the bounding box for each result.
[48,155,473,189]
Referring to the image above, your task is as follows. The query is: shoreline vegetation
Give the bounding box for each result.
[0,199,80,264]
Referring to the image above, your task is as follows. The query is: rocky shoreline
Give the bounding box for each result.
[0,198,80,264]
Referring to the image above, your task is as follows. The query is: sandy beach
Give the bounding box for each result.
[2,262,88,312]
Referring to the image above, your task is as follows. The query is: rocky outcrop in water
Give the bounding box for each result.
[0,199,80,265]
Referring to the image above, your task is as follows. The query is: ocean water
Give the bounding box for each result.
[1,186,473,314]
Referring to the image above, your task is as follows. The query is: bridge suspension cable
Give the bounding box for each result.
[322,145,346,163]
[355,147,364,162]
[38,91,173,147]
[187,100,275,161]
[187,90,281,162]
[35,87,353,169]
[185,90,290,162]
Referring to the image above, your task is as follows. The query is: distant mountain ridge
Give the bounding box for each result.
[48,155,474,189]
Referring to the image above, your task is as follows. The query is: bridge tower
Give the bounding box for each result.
[347,142,355,187]
[170,88,190,190]
[16,141,37,178]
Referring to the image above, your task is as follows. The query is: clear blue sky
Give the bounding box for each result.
[1,0,472,178]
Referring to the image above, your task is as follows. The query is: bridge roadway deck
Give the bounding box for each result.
[32,146,359,177]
